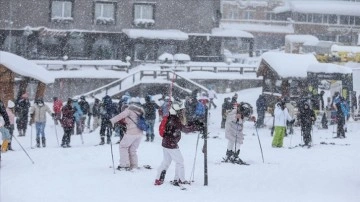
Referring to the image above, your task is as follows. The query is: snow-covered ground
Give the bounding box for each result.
[1,87,359,202]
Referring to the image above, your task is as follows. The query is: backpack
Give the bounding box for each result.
[129,113,149,131]
[159,116,169,137]
[195,101,206,117]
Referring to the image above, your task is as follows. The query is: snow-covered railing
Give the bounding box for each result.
[81,69,207,99]
[31,60,131,72]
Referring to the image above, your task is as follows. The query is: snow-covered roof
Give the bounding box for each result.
[260,52,319,78]
[308,63,352,74]
[0,51,55,84]
[220,22,294,34]
[174,54,190,61]
[331,45,360,53]
[211,28,254,38]
[273,1,360,16]
[285,35,319,44]
[122,29,189,41]
[158,53,174,62]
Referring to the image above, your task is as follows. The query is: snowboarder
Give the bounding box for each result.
[60,98,75,148]
[15,92,30,136]
[298,102,316,146]
[272,100,294,148]
[154,100,202,186]
[223,102,256,164]
[142,95,159,142]
[29,98,54,148]
[110,97,145,170]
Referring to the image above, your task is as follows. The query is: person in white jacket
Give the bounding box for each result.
[272,101,294,148]
[110,98,145,171]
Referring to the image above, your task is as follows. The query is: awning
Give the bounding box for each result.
[122,29,189,41]
[211,28,254,38]
[0,51,55,84]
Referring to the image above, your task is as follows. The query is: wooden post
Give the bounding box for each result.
[0,65,15,105]
[35,82,46,100]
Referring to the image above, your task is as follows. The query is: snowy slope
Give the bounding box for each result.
[1,87,360,202]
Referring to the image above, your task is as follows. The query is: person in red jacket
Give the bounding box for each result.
[53,97,63,125]
[154,100,203,187]
[60,98,75,148]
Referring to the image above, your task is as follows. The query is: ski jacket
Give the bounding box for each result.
[79,100,90,115]
[92,102,101,117]
[256,95,267,112]
[298,108,316,128]
[162,114,195,149]
[274,103,293,127]
[61,104,75,128]
[225,109,244,144]
[53,99,63,114]
[29,104,53,123]
[110,104,145,136]
[72,101,83,122]
[15,98,30,119]
[142,101,159,120]
[100,95,118,120]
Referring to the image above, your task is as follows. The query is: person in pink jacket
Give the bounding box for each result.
[110,97,145,170]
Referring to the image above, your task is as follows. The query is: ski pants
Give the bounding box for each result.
[119,134,142,168]
[227,139,241,152]
[272,126,285,148]
[1,127,10,141]
[145,119,155,139]
[301,126,312,145]
[256,110,265,127]
[62,127,73,145]
[157,147,185,182]
[337,116,345,137]
[209,98,217,109]
[35,122,46,138]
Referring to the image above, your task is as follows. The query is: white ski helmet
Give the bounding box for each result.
[169,100,185,115]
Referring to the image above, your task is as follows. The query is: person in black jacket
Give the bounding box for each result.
[78,96,90,132]
[256,94,267,128]
[298,102,316,146]
[15,93,31,136]
[221,97,232,128]
[142,95,159,142]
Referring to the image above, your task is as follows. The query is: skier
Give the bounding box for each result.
[78,96,90,131]
[142,95,159,142]
[71,98,83,135]
[110,97,145,170]
[333,93,346,138]
[207,87,217,109]
[99,95,117,145]
[90,98,101,132]
[15,92,30,136]
[5,100,15,151]
[29,98,54,148]
[223,102,256,164]
[272,100,294,148]
[255,94,267,128]
[230,93,238,106]
[221,97,232,128]
[60,98,75,148]
[154,100,202,186]
[52,97,63,125]
[298,102,316,146]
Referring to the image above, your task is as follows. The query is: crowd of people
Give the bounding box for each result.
[0,87,357,186]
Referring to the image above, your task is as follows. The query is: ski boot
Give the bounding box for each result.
[106,137,111,144]
[99,137,105,145]
[222,150,233,163]
[151,135,154,142]
[145,134,150,142]
[36,138,40,148]
[8,142,13,151]
[232,150,247,165]
[42,137,46,147]
[154,170,166,185]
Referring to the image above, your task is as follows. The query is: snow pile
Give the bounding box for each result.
[122,29,188,41]
[308,63,352,74]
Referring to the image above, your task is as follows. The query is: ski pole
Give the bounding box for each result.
[30,124,33,149]
[189,132,201,183]
[53,119,59,146]
[109,127,115,174]
[11,134,35,164]
[255,125,265,163]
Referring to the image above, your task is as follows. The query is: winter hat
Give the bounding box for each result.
[169,101,184,115]
[7,100,15,108]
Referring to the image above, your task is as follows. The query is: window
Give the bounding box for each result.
[297,13,307,22]
[95,2,115,24]
[134,43,156,61]
[340,15,350,25]
[243,10,254,20]
[307,14,313,22]
[323,15,328,24]
[51,0,73,21]
[134,4,154,26]
[158,44,177,56]
[355,16,360,25]
[313,14,322,23]
[329,15,338,24]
